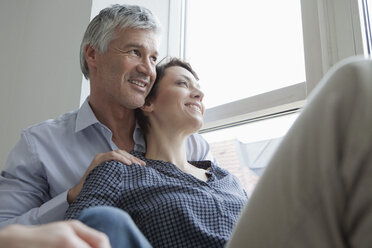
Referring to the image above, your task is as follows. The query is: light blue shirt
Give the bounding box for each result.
[0,98,214,228]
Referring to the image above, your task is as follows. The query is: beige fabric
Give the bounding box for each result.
[227,56,372,248]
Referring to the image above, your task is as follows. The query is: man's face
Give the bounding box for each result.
[91,28,160,109]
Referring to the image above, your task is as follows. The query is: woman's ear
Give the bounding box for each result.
[140,100,154,113]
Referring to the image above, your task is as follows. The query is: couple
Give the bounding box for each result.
[0,4,211,228]
[1,3,372,248]
[0,4,245,247]
[64,57,248,247]
[65,54,372,248]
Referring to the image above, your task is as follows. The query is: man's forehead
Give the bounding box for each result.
[114,28,160,50]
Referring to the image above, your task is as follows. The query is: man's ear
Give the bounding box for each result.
[85,45,97,70]
[140,101,154,113]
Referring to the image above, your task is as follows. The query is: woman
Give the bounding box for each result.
[65,58,248,247]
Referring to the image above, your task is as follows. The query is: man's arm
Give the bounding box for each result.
[186,133,216,163]
[0,133,69,228]
[0,130,143,228]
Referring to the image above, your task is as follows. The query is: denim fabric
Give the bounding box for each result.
[78,206,152,248]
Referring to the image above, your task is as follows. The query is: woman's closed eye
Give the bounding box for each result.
[177,81,189,87]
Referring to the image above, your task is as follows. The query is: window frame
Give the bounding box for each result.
[359,0,372,54]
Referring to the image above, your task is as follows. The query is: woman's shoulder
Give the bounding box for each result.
[130,150,146,160]
[85,160,126,184]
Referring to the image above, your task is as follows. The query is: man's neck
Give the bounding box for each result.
[89,98,136,151]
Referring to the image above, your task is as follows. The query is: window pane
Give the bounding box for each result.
[201,112,299,196]
[185,0,306,108]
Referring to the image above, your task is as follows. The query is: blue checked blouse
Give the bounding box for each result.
[65,151,247,247]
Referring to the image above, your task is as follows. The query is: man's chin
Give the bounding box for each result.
[130,101,145,109]
[122,99,145,110]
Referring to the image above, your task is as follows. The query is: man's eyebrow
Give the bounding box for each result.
[180,74,200,89]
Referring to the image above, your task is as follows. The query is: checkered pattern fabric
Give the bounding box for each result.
[65,151,247,247]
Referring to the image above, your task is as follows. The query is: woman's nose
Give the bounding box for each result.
[192,88,204,102]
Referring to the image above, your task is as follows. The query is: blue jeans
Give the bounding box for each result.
[78,206,152,248]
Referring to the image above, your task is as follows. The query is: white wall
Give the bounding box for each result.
[0,0,92,170]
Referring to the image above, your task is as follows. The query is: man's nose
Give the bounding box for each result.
[137,57,155,76]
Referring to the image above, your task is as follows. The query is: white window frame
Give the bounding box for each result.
[168,0,365,132]
[358,0,372,54]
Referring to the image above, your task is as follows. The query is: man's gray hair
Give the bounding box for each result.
[80,4,161,79]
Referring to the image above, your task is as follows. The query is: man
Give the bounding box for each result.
[0,4,213,228]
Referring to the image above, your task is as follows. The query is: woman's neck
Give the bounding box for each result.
[144,126,189,169]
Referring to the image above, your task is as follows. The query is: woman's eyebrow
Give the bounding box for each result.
[179,75,200,89]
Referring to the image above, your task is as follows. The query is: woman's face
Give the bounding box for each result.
[148,66,205,133]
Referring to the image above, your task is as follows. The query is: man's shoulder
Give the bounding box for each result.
[186,133,210,151]
[186,132,206,143]
[185,133,215,162]
[22,109,79,136]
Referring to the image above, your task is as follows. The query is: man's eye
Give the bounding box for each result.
[130,50,140,56]
[151,56,157,63]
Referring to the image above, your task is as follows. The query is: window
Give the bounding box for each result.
[201,112,299,195]
[185,0,306,109]
[174,0,366,192]
[179,0,306,193]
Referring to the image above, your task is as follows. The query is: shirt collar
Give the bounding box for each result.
[75,96,100,133]
[74,96,147,152]
[133,121,146,152]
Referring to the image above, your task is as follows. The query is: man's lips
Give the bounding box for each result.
[128,79,148,88]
